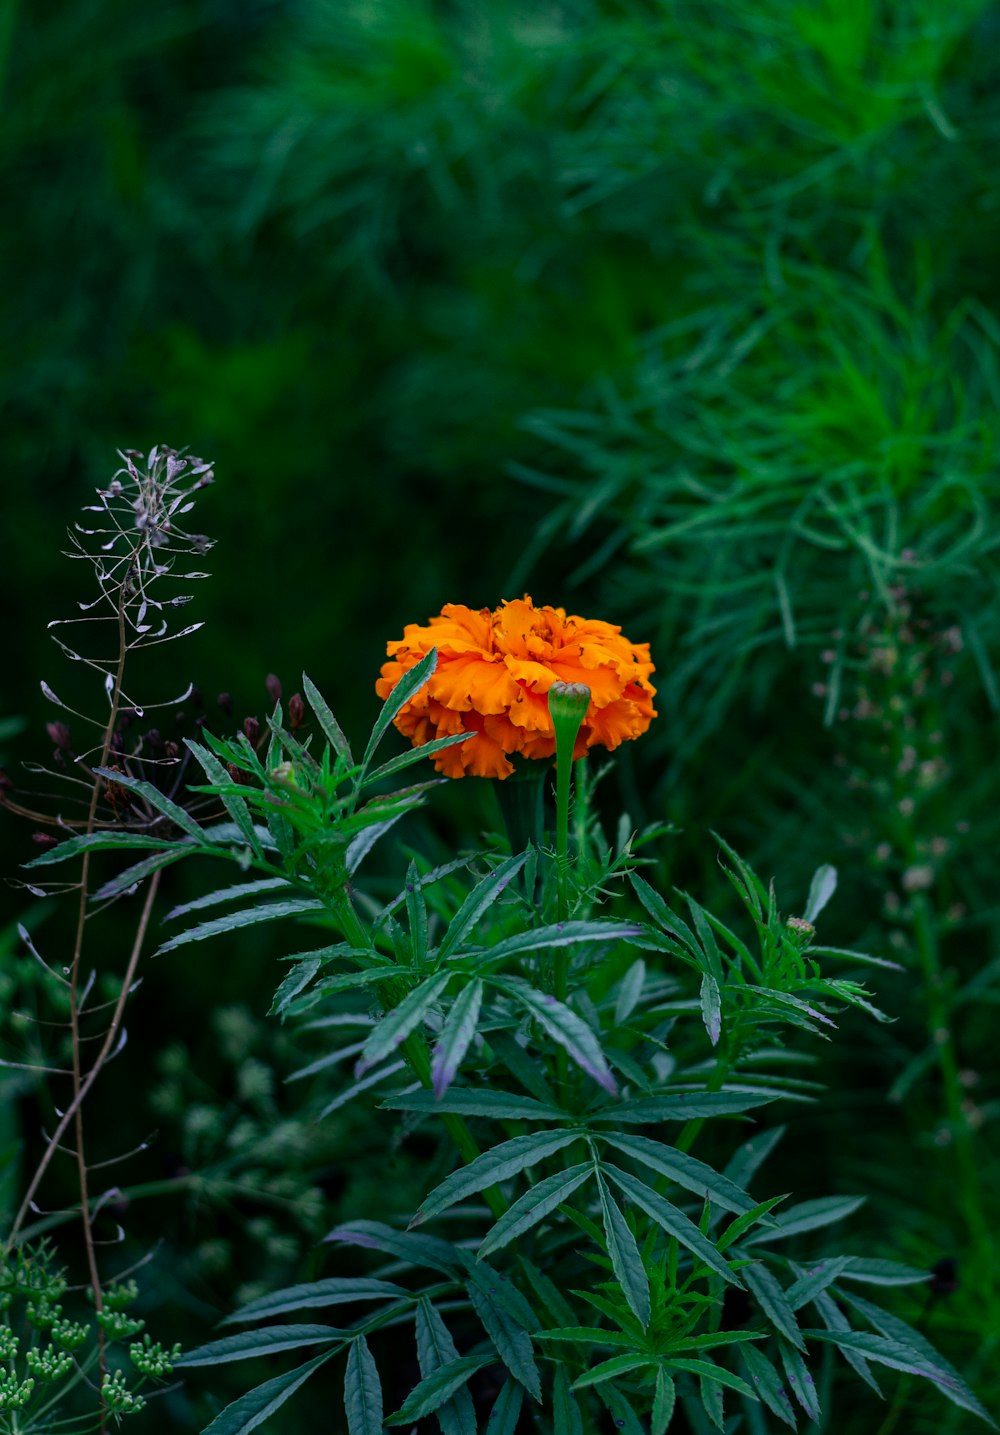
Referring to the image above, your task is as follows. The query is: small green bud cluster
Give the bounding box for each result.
[101,1370,146,1417]
[105,1280,140,1312]
[26,1297,58,1330]
[25,1343,74,1382]
[52,1316,89,1351]
[0,1326,19,1360]
[97,1309,145,1341]
[0,1366,34,1412]
[129,1334,182,1379]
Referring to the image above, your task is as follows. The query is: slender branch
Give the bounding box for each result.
[9,872,161,1241]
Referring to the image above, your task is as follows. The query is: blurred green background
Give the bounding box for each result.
[2,0,1000,1430]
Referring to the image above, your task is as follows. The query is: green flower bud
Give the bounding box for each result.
[547,681,591,735]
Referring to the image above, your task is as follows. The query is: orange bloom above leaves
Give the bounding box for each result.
[376,596,657,780]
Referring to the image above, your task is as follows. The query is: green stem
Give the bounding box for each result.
[554,734,573,933]
[910,893,989,1255]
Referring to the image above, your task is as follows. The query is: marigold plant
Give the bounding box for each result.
[375,595,657,779]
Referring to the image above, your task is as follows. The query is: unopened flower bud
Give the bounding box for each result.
[288,693,305,730]
[243,716,260,744]
[46,722,72,751]
[218,692,233,716]
[786,916,815,945]
[548,681,591,728]
[266,674,282,706]
[31,832,58,848]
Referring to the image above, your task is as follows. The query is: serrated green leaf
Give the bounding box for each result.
[671,1332,764,1353]
[628,874,701,956]
[600,1133,756,1217]
[202,1350,336,1435]
[598,1383,646,1434]
[404,859,428,961]
[662,1358,756,1398]
[269,954,325,1018]
[652,1368,677,1435]
[478,1163,592,1259]
[715,1196,787,1252]
[91,848,189,900]
[742,1263,805,1350]
[166,877,289,921]
[364,649,438,769]
[836,1290,996,1424]
[602,1165,740,1286]
[301,673,354,765]
[463,1259,539,1334]
[572,1353,652,1389]
[432,979,484,1097]
[323,1220,460,1275]
[553,1364,584,1435]
[357,973,451,1075]
[516,1258,576,1328]
[596,1172,650,1328]
[92,766,204,838]
[811,1288,881,1396]
[785,1256,856,1311]
[535,1327,634,1348]
[347,814,408,875]
[413,1300,477,1435]
[485,1031,562,1105]
[345,1336,384,1435]
[496,977,616,1094]
[436,853,527,962]
[837,1259,931,1287]
[740,1345,797,1428]
[607,1091,774,1125]
[364,731,471,787]
[615,959,646,1025]
[700,1368,725,1430]
[467,1281,540,1401]
[185,738,264,857]
[414,1130,579,1227]
[381,1087,562,1120]
[471,920,644,967]
[156,897,325,954]
[749,1195,865,1244]
[803,1329,995,1424]
[482,1378,523,1435]
[722,1125,786,1188]
[176,1325,344,1366]
[221,1278,408,1325]
[684,894,724,983]
[25,832,182,867]
[318,1060,407,1119]
[778,1338,820,1422]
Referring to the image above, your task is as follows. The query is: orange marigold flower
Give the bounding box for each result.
[376,596,657,780]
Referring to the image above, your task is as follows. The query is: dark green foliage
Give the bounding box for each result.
[3,0,1000,1429]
